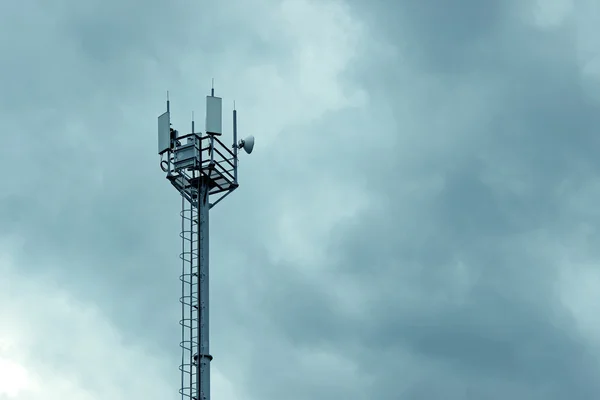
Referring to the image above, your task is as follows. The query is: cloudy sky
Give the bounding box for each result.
[2,0,600,399]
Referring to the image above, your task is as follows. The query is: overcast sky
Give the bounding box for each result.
[2,0,600,399]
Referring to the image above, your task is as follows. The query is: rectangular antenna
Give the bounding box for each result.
[206,96,222,135]
[158,111,171,154]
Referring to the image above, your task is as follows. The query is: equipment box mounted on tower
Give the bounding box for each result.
[173,136,201,171]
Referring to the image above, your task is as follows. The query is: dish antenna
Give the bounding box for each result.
[238,136,255,154]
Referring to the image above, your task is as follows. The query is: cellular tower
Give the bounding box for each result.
[157,87,255,400]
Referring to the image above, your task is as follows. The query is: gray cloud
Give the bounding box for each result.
[237,1,600,399]
[2,0,600,399]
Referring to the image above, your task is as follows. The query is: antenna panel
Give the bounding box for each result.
[205,96,222,135]
[158,111,171,154]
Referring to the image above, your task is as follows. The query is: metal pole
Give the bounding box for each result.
[197,179,211,400]
[233,109,238,184]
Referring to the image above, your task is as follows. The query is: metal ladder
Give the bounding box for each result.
[179,191,199,400]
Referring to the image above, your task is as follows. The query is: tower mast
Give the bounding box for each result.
[157,88,255,400]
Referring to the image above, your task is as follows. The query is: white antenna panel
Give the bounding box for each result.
[158,111,171,154]
[205,96,222,135]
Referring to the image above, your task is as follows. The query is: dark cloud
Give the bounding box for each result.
[348,0,519,74]
[3,0,600,399]
[234,1,600,399]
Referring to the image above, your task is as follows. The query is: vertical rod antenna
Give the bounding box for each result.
[211,79,214,97]
[192,111,195,134]
[167,90,170,112]
[233,103,238,184]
